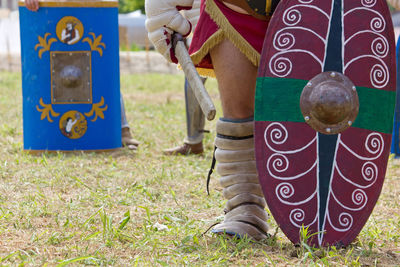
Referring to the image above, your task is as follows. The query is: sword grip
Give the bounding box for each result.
[173,34,216,121]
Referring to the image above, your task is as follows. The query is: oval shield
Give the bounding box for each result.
[255,0,396,247]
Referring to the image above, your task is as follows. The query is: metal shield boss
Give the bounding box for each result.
[300,72,359,135]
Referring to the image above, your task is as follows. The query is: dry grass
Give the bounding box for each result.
[0,72,399,266]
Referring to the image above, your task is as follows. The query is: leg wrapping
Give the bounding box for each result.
[212,119,269,240]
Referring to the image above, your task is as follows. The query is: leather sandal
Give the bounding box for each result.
[122,127,140,150]
[163,142,203,155]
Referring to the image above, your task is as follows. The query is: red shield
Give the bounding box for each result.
[255,0,396,247]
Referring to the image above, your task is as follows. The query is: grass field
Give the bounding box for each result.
[0,71,399,266]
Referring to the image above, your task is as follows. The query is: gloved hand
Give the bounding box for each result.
[182,0,201,29]
[145,0,194,63]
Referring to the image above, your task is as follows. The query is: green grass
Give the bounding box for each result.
[119,43,144,52]
[0,71,399,266]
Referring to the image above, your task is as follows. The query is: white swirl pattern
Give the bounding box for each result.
[352,189,368,207]
[290,209,306,227]
[283,8,302,26]
[371,36,389,58]
[335,161,378,189]
[343,3,389,88]
[267,153,318,180]
[277,183,295,199]
[362,0,377,8]
[273,32,296,51]
[290,209,319,228]
[326,211,353,232]
[330,188,368,211]
[339,132,384,160]
[268,1,328,77]
[362,162,378,182]
[324,132,383,235]
[268,154,289,173]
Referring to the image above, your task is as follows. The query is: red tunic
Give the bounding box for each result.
[188,0,270,77]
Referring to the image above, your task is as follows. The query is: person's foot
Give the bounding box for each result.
[211,119,270,241]
[121,127,140,150]
[163,142,203,155]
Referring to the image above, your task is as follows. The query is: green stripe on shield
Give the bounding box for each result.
[255,77,395,134]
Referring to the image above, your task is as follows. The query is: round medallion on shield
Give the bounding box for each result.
[56,16,84,45]
[59,111,87,139]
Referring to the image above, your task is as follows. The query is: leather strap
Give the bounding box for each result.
[221,0,275,20]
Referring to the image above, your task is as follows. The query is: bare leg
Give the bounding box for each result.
[210,39,258,119]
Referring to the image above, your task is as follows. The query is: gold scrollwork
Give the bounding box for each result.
[84,96,108,122]
[36,98,60,122]
[35,33,57,59]
[83,32,106,56]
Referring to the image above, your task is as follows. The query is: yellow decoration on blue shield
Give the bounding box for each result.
[59,111,87,139]
[56,16,84,45]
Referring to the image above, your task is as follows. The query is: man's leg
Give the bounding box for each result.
[184,77,206,145]
[211,39,257,119]
[163,77,206,155]
[209,39,269,240]
[121,94,140,150]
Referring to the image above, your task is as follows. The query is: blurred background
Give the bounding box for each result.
[0,0,180,74]
[0,0,400,73]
